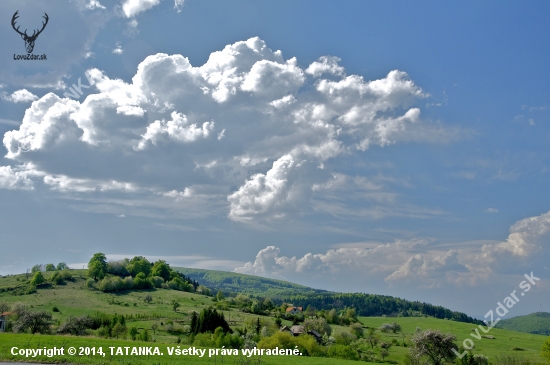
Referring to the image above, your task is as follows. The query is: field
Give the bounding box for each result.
[358,316,548,364]
[0,270,548,365]
[0,333,361,365]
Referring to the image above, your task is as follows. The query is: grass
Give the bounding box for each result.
[358,316,548,364]
[0,333,363,365]
[1,271,548,365]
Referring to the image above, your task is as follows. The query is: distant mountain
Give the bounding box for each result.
[175,267,482,325]
[495,312,550,335]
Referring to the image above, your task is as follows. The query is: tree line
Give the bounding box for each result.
[86,253,198,293]
[279,293,483,325]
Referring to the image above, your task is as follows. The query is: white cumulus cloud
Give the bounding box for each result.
[121,0,161,18]
[2,37,445,222]
[1,89,39,103]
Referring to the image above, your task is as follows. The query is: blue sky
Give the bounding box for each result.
[1,0,549,318]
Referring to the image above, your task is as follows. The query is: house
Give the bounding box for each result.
[0,312,13,332]
[280,325,323,344]
[285,306,303,315]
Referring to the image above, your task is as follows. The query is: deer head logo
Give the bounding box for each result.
[12,11,49,54]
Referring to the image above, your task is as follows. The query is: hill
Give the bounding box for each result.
[495,312,550,335]
[0,269,548,365]
[176,267,482,325]
[173,267,328,297]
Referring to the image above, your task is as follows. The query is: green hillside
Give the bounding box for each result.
[495,312,550,335]
[357,316,548,364]
[174,266,327,297]
[1,269,548,365]
[176,267,482,325]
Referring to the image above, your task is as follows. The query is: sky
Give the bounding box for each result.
[0,0,549,319]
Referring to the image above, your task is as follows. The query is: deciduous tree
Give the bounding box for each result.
[127,256,151,277]
[88,253,108,280]
[30,271,45,286]
[410,329,457,365]
[14,311,52,334]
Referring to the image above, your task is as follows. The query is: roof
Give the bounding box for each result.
[285,306,303,313]
[290,325,304,335]
[307,330,322,338]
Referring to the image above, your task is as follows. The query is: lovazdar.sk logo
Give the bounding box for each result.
[11,10,48,60]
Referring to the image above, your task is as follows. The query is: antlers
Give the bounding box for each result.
[11,11,25,36]
[11,11,49,40]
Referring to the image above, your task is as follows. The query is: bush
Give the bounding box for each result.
[86,278,96,289]
[257,332,324,357]
[380,323,392,332]
[130,326,138,340]
[139,329,151,342]
[14,311,52,334]
[327,344,358,360]
[333,327,357,345]
[303,317,332,336]
[168,277,192,291]
[107,260,130,277]
[194,333,215,347]
[112,322,128,339]
[349,322,363,338]
[123,276,133,289]
[98,276,129,292]
[57,315,95,336]
[30,272,45,286]
[150,276,164,288]
[133,272,153,289]
[51,270,73,285]
[474,355,489,365]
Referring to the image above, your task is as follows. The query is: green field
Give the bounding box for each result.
[0,333,362,365]
[1,270,548,365]
[358,316,547,364]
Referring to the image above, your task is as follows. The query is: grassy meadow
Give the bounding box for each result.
[0,270,548,365]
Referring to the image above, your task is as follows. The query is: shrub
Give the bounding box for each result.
[112,322,128,339]
[133,272,153,289]
[129,326,138,340]
[14,311,52,334]
[122,276,133,289]
[327,344,358,360]
[333,327,357,345]
[51,270,72,285]
[474,355,489,365]
[98,276,128,292]
[139,329,151,342]
[194,333,215,347]
[380,323,392,332]
[150,276,164,288]
[57,315,95,336]
[85,278,96,289]
[349,322,363,338]
[30,272,45,286]
[303,317,332,336]
[168,277,192,291]
[107,260,130,277]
